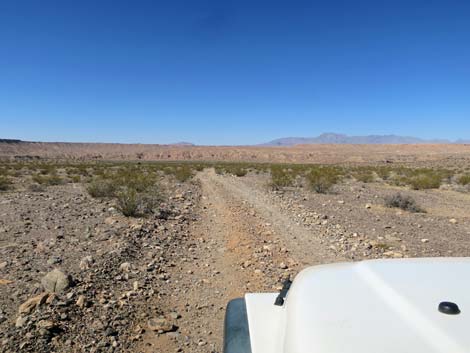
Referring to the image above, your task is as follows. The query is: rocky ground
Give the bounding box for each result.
[0,177,200,352]
[1,167,470,352]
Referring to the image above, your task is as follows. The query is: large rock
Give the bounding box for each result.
[41,269,71,293]
[147,317,176,333]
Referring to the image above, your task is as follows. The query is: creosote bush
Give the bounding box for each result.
[458,175,470,186]
[116,188,140,217]
[32,174,64,186]
[389,168,452,190]
[407,173,442,190]
[0,176,12,191]
[352,169,375,183]
[384,193,424,213]
[70,175,81,183]
[233,168,248,177]
[87,166,163,217]
[270,166,294,189]
[116,186,163,217]
[307,167,341,193]
[87,178,117,198]
[28,183,45,192]
[173,165,193,182]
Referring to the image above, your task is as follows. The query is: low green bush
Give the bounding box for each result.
[458,175,470,186]
[270,166,294,189]
[87,178,117,198]
[28,183,45,192]
[173,165,193,182]
[384,193,424,213]
[116,186,162,217]
[306,167,341,193]
[0,176,12,191]
[352,169,375,183]
[408,174,442,190]
[32,174,64,186]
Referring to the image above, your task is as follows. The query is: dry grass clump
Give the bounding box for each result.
[384,193,424,213]
[306,166,342,193]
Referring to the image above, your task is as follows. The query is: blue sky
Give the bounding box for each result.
[1,1,469,145]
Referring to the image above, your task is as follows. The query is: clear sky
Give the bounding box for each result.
[1,1,469,145]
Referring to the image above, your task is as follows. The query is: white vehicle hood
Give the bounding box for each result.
[246,258,470,353]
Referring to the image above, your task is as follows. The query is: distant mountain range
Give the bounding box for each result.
[261,133,470,146]
[171,142,195,146]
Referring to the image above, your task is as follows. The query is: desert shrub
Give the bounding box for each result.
[384,193,423,213]
[116,188,140,217]
[352,169,375,183]
[32,174,64,186]
[194,164,205,172]
[233,168,247,177]
[163,166,174,175]
[87,178,117,198]
[376,167,391,180]
[28,183,45,192]
[66,166,90,177]
[289,164,310,177]
[173,165,193,182]
[136,185,163,214]
[92,167,106,177]
[307,167,341,193]
[214,165,225,175]
[225,165,247,177]
[70,175,81,183]
[103,166,157,192]
[88,165,163,216]
[270,166,294,189]
[38,165,56,175]
[458,175,470,186]
[388,168,448,190]
[0,176,12,191]
[407,174,442,190]
[375,243,391,250]
[116,186,162,217]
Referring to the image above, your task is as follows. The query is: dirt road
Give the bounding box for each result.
[145,169,342,352]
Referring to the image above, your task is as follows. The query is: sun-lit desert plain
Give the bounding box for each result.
[2,141,470,352]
